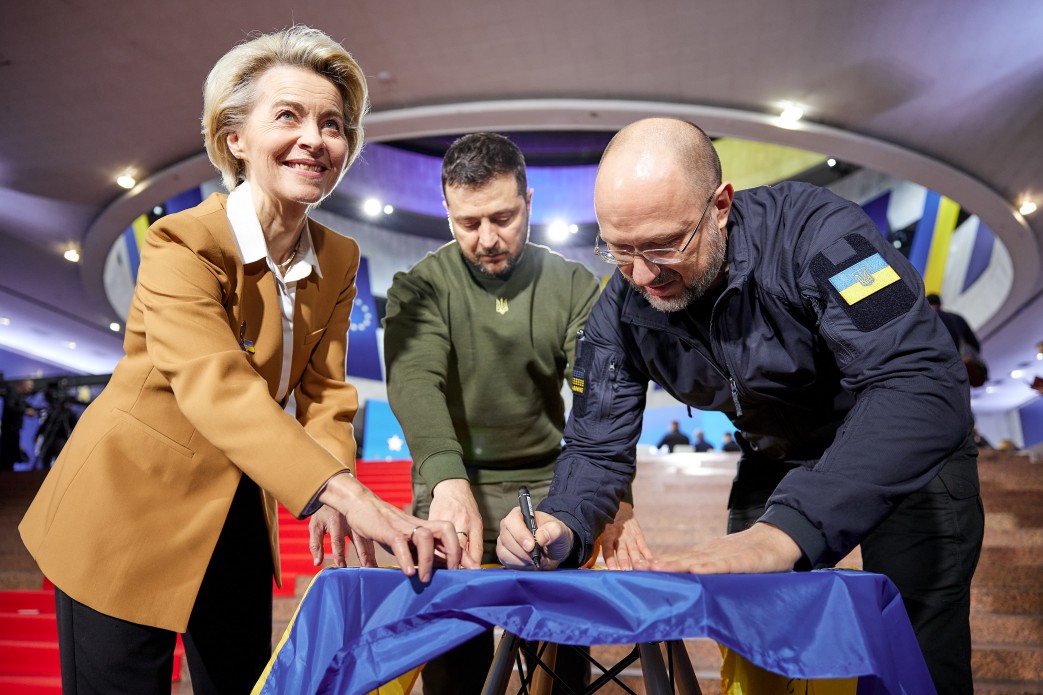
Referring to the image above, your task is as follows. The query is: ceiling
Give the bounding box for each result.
[1,1,1042,414]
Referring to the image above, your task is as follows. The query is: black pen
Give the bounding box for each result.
[517,486,542,569]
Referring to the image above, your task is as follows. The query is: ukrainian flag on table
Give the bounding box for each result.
[828,253,900,305]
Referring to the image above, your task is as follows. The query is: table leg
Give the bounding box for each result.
[666,641,702,695]
[529,642,558,695]
[482,631,523,695]
[637,643,673,695]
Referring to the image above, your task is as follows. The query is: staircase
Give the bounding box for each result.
[971,449,1043,694]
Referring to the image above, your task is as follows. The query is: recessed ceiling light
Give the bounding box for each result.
[1019,200,1037,216]
[546,220,571,243]
[778,102,804,124]
[827,158,837,168]
[383,204,394,215]
[64,248,80,263]
[1010,369,1024,379]
[0,317,10,326]
[109,322,121,332]
[362,198,382,217]
[116,174,137,189]
[65,341,77,350]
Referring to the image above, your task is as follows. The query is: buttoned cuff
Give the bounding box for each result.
[301,468,354,517]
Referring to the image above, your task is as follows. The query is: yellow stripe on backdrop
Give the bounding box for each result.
[922,196,960,296]
[714,138,827,191]
[131,213,149,249]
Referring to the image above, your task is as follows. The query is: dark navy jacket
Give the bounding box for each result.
[541,182,973,567]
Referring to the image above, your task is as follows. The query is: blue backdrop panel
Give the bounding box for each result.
[346,256,383,381]
[360,399,409,461]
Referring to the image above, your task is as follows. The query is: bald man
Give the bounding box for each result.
[498,118,983,694]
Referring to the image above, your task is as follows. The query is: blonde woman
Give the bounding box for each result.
[20,26,463,694]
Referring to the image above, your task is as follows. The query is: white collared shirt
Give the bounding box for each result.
[226,180,323,403]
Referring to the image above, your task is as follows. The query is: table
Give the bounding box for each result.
[253,567,934,695]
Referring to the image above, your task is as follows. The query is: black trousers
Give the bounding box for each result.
[55,475,274,694]
[727,436,984,695]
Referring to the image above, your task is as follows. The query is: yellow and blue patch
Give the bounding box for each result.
[811,235,916,332]
[828,253,900,305]
[570,368,585,395]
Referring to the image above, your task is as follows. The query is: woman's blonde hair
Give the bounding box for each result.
[201,26,369,191]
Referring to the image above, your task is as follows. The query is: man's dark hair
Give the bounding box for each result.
[441,133,527,198]
[926,293,942,307]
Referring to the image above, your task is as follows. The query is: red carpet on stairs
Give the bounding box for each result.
[0,587,185,694]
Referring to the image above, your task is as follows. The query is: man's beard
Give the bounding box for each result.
[468,246,523,279]
[629,230,727,312]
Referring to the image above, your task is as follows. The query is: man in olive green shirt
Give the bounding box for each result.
[384,133,649,694]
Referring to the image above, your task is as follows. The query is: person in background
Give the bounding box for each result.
[20,27,461,695]
[498,118,983,695]
[926,294,980,354]
[34,386,79,469]
[656,419,691,452]
[692,429,714,452]
[384,132,650,694]
[1,379,36,470]
[926,293,987,387]
[721,431,741,452]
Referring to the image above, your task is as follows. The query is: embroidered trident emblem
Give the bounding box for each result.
[495,298,509,315]
[854,269,875,287]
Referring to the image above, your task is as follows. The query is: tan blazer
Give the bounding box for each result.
[19,193,359,632]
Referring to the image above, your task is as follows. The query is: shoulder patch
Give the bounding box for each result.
[811,235,915,332]
[828,253,900,305]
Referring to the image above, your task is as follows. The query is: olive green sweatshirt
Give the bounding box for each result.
[383,242,600,487]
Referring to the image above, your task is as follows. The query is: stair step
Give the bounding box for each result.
[0,675,62,695]
[0,592,54,614]
[984,527,1043,547]
[972,679,1043,695]
[973,643,1043,681]
[972,613,1043,646]
[973,586,1043,614]
[0,613,57,641]
[0,640,58,677]
[973,562,1040,586]
[980,545,1043,565]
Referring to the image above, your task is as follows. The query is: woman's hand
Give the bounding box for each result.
[318,474,462,583]
[308,504,376,568]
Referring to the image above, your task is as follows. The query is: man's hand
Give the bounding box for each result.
[637,522,802,574]
[318,474,462,583]
[308,504,376,568]
[599,501,654,570]
[430,478,483,568]
[497,507,574,570]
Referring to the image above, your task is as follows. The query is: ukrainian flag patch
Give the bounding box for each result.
[570,368,585,395]
[828,253,900,305]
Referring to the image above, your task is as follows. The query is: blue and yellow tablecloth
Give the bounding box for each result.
[254,567,934,695]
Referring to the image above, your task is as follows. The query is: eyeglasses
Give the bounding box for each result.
[595,191,716,266]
